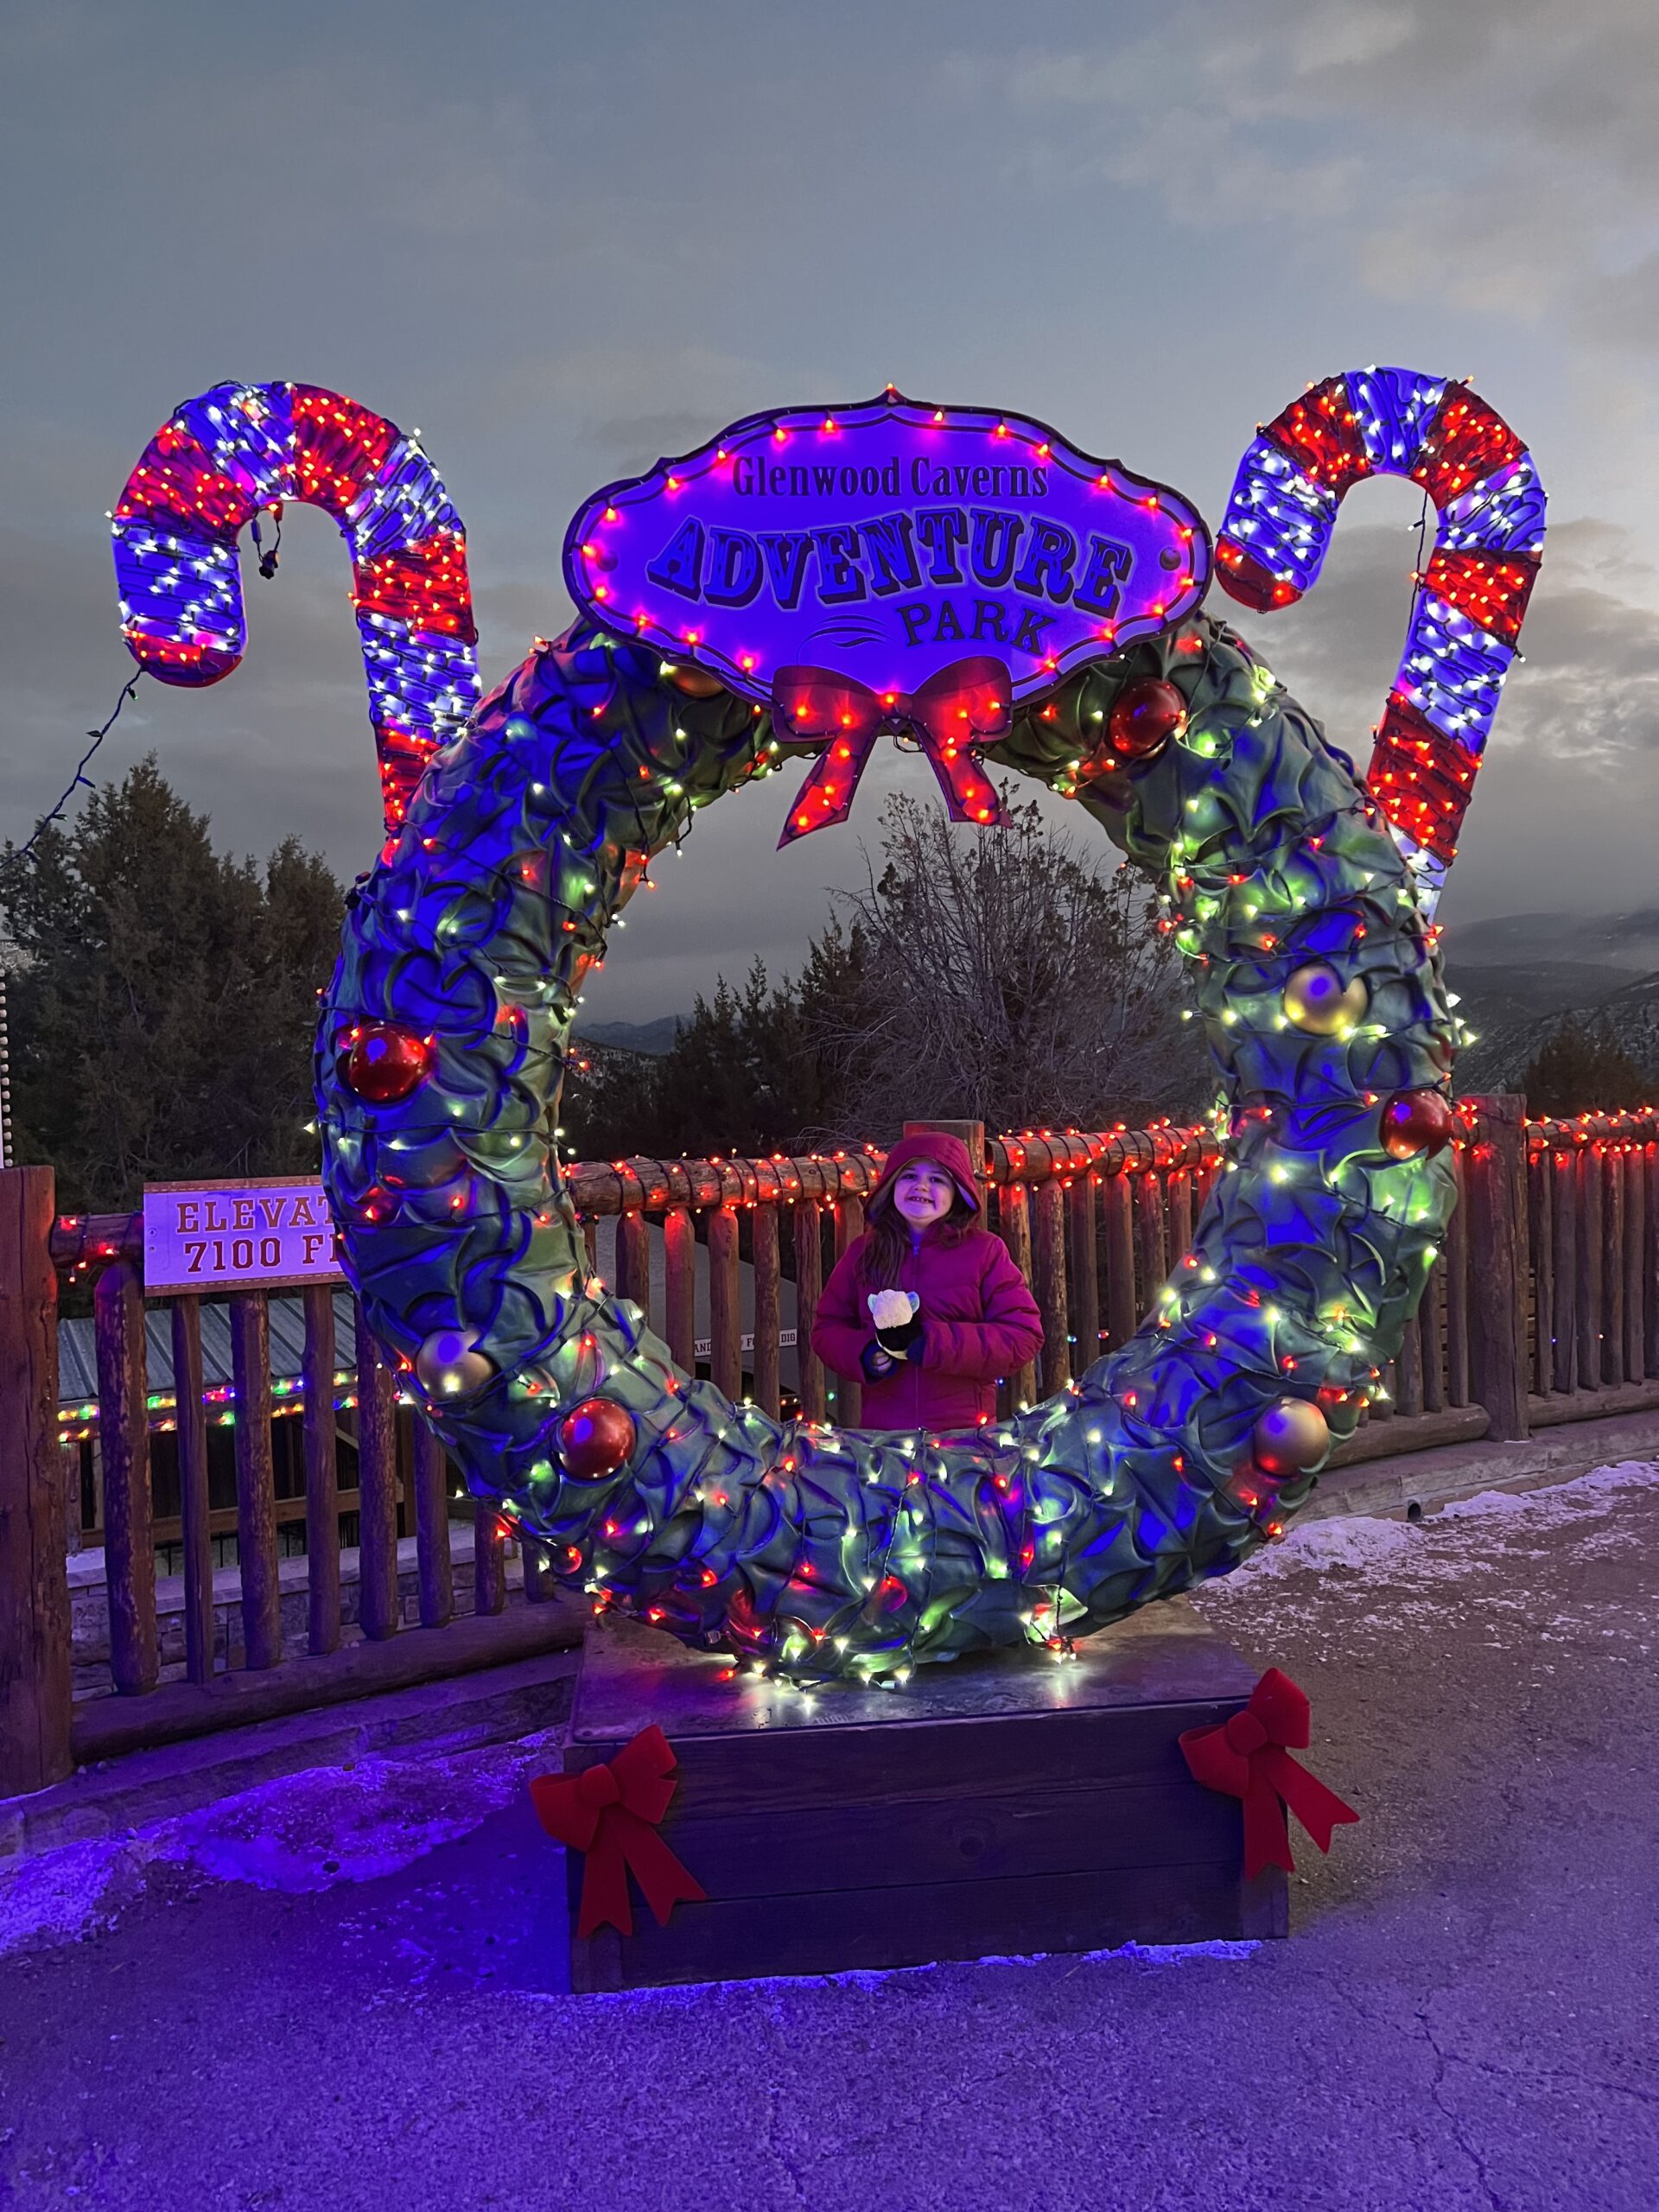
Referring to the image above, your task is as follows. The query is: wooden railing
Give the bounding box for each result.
[3,1097,1657,1798]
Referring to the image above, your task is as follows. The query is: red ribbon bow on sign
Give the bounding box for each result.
[773,656,1011,844]
[529,1724,708,1941]
[1179,1669,1359,1879]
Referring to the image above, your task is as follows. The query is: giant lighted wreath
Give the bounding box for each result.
[115,371,1543,1682]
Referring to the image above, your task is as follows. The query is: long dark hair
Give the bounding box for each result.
[856,1173,976,1291]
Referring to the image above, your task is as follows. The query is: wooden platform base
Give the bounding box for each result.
[564,1604,1285,1992]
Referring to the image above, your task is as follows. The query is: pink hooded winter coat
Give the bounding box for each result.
[810,1132,1045,1431]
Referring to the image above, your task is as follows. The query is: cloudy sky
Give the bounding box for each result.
[6,0,1659,1018]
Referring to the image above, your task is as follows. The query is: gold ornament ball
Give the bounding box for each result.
[1252,1397,1332,1478]
[415,1326,496,1401]
[663,662,724,698]
[1282,961,1368,1034]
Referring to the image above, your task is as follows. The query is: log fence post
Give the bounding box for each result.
[1444,1145,1471,1406]
[229,1294,283,1670]
[830,1195,862,1427]
[1527,1147,1552,1395]
[354,1307,401,1641]
[707,1205,741,1403]
[474,1499,506,1616]
[0,1166,72,1793]
[1575,1144,1602,1393]
[1133,1169,1168,1320]
[1033,1176,1069,1395]
[1102,1173,1136,1349]
[1166,1166,1193,1267]
[615,1210,651,1319]
[1549,1148,1578,1395]
[411,1418,454,1629]
[1421,1258,1446,1414]
[1396,1313,1425,1418]
[302,1285,341,1654]
[995,1182,1037,1408]
[792,1202,826,1422]
[170,1295,215,1683]
[664,1206,696,1371]
[752,1202,783,1419]
[1464,1096,1530,1441]
[1067,1177,1100,1371]
[1625,1144,1647,1382]
[1602,1144,1626,1385]
[94,1257,157,1694]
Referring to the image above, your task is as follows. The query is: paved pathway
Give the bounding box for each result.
[2,1465,1655,2211]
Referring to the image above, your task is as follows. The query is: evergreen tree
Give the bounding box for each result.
[561,923,878,1161]
[1521,1017,1649,1119]
[0,755,346,1210]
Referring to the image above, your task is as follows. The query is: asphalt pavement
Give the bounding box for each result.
[1,1464,1655,2212]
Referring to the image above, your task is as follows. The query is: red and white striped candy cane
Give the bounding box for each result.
[1216,366,1545,912]
[111,380,480,838]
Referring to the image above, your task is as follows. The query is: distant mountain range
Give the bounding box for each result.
[1444,910,1659,1096]
[1446,907,1659,976]
[574,910,1659,1101]
[575,1015,683,1058]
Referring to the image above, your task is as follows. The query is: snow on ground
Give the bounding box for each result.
[0,1835,143,1959]
[145,1734,555,1892]
[0,1733,557,1960]
[5,1460,1656,1962]
[1190,1458,1659,1660]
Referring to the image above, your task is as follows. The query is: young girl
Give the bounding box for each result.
[811,1132,1045,1431]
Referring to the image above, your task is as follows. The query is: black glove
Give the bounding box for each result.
[874,1310,924,1361]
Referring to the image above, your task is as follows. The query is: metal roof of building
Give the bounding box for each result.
[58,1293,360,1414]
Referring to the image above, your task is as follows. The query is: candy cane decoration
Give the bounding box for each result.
[1215,367,1545,913]
[111,381,480,836]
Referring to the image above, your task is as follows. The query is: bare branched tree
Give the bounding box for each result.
[804,787,1210,1141]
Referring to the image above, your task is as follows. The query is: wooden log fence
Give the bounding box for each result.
[4,1098,1659,1795]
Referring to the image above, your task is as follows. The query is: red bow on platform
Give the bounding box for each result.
[774,657,1011,843]
[1179,1669,1359,1879]
[530,1724,708,1941]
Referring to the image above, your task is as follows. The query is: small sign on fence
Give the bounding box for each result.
[143,1177,345,1296]
[693,1330,798,1359]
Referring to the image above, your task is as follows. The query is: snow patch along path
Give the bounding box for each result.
[5,1459,1656,1963]
[1190,1456,1659,1660]
[0,1735,556,1959]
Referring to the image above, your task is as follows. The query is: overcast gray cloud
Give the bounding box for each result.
[4,0,1659,1019]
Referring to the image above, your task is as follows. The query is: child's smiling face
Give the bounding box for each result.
[893,1160,955,1229]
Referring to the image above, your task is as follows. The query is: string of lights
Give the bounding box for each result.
[8,673,144,870]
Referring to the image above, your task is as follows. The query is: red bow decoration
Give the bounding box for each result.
[529,1724,708,1940]
[1179,1669,1359,1879]
[774,656,1011,844]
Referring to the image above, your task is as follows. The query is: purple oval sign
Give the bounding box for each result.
[563,390,1211,837]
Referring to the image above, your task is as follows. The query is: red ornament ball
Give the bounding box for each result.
[557,1396,637,1479]
[1108,678,1187,760]
[1381,1088,1457,1160]
[344,1022,432,1104]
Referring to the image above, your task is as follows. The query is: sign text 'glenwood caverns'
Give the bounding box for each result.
[563,391,1211,717]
